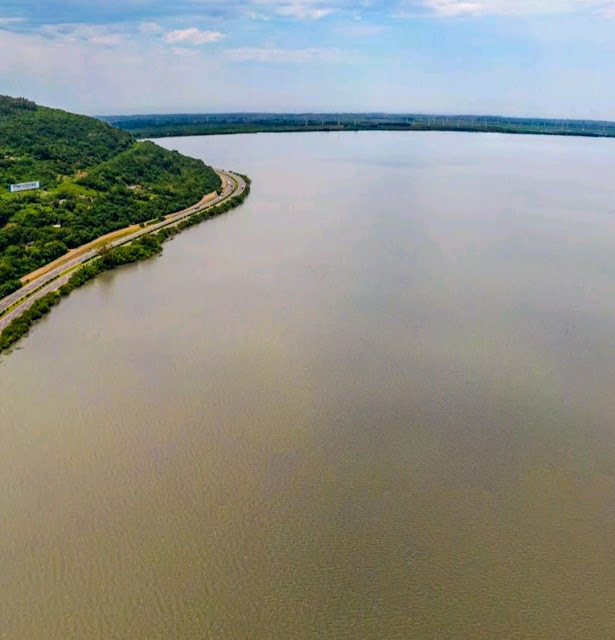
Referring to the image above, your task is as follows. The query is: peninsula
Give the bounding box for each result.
[0,96,250,352]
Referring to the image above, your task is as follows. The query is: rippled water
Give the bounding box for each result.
[2,131,615,638]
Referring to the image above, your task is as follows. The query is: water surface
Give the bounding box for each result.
[2,131,615,638]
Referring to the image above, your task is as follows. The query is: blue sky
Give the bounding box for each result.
[0,0,614,117]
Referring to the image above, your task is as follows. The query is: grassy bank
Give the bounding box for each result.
[0,176,250,354]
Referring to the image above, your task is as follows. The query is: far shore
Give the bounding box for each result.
[99,113,615,142]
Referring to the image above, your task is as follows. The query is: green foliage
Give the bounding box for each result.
[101,112,615,140]
[0,95,222,292]
[0,178,250,354]
[0,279,21,298]
[57,235,164,297]
[0,96,37,115]
[80,141,219,196]
[0,98,133,186]
[0,291,61,352]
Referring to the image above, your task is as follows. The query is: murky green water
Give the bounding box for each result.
[2,131,615,638]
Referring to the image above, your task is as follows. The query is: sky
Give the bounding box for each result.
[0,0,614,118]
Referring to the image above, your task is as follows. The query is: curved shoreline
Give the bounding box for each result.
[108,116,615,141]
[142,126,615,141]
[0,171,250,353]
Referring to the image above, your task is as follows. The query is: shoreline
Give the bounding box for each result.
[0,172,250,355]
[117,124,615,142]
[19,189,221,286]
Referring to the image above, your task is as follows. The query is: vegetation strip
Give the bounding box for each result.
[0,184,216,320]
[100,112,615,140]
[0,177,250,354]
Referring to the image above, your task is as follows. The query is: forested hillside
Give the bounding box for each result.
[0,96,221,297]
[1,95,134,186]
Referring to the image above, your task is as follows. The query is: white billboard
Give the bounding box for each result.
[9,181,41,193]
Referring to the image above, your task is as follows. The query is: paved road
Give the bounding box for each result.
[0,171,246,332]
[0,273,72,332]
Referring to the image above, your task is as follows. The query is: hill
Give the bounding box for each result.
[0,96,221,297]
[1,95,134,186]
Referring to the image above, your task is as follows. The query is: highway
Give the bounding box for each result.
[0,170,246,333]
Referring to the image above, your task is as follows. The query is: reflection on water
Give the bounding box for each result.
[2,132,615,638]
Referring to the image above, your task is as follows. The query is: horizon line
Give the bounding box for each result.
[96,111,615,125]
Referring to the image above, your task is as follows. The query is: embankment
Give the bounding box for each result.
[0,176,251,354]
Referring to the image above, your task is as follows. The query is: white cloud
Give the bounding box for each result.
[226,46,353,62]
[417,0,615,17]
[249,0,336,19]
[40,23,122,47]
[336,22,387,36]
[245,0,615,20]
[171,47,199,56]
[0,17,24,25]
[276,5,334,19]
[422,0,487,15]
[139,22,164,35]
[90,34,122,46]
[0,28,226,113]
[164,28,227,44]
[244,0,615,20]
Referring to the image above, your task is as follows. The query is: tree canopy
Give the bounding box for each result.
[0,95,221,295]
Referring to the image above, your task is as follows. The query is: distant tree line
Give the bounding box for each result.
[99,112,615,141]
